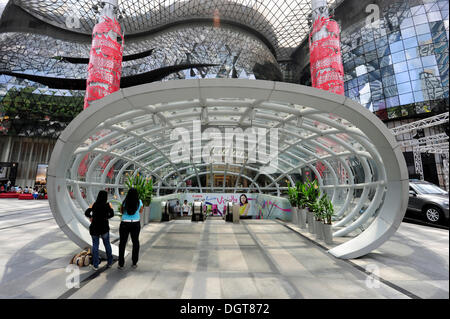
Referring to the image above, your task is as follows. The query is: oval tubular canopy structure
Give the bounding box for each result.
[47,79,409,259]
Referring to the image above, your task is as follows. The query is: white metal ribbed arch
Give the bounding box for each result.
[47,79,408,259]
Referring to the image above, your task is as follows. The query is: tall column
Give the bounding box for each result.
[413,147,424,180]
[84,0,123,109]
[309,0,344,95]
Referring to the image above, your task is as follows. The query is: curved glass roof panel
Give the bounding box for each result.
[12,0,342,60]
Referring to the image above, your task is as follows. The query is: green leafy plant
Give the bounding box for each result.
[297,182,308,209]
[310,200,323,221]
[125,173,153,206]
[295,181,304,208]
[287,182,298,207]
[320,194,334,225]
[301,178,321,210]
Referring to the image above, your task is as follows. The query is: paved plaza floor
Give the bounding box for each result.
[0,199,448,299]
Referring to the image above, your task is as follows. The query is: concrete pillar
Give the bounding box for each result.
[1,136,12,162]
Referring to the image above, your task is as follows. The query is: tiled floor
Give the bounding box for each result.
[68,219,410,299]
[0,198,448,299]
[286,219,449,299]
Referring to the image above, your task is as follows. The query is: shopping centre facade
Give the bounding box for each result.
[0,0,448,259]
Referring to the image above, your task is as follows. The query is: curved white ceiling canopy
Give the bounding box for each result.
[47,79,409,259]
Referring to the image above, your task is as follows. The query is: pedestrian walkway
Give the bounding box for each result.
[0,199,447,299]
[68,219,409,299]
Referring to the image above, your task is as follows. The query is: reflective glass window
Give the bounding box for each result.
[386,96,400,108]
[400,17,414,29]
[399,93,414,104]
[392,51,406,63]
[356,65,368,76]
[368,70,381,82]
[375,36,388,48]
[381,65,395,77]
[433,41,447,55]
[360,92,371,105]
[421,55,437,67]
[388,31,401,43]
[410,5,425,16]
[384,85,398,97]
[398,82,412,94]
[417,33,433,45]
[427,11,442,22]
[390,40,404,53]
[373,99,386,111]
[407,57,423,69]
[365,50,378,62]
[377,45,390,57]
[419,43,435,56]
[413,14,428,25]
[405,47,419,59]
[364,41,376,52]
[401,26,416,39]
[413,90,425,102]
[411,79,422,91]
[395,71,410,84]
[358,75,369,86]
[415,23,431,35]
[379,55,393,67]
[348,87,359,98]
[423,65,440,76]
[403,36,418,49]
[382,74,397,87]
[409,68,424,80]
[394,61,408,73]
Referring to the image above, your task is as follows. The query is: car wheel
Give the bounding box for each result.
[423,206,442,223]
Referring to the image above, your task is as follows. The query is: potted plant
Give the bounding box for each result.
[304,179,320,234]
[287,182,298,225]
[297,182,307,229]
[311,198,324,240]
[321,194,334,244]
[125,173,153,226]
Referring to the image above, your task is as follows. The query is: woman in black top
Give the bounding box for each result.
[84,190,114,270]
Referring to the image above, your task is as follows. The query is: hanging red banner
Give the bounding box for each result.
[309,17,344,95]
[84,16,123,109]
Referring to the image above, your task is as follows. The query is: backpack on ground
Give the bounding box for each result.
[70,247,92,267]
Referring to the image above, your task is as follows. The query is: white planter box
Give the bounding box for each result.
[144,206,150,224]
[292,207,298,225]
[314,219,324,240]
[298,208,307,229]
[307,210,315,234]
[323,223,333,244]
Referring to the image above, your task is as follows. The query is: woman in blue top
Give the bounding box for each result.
[118,188,143,269]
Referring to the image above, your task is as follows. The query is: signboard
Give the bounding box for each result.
[181,193,256,217]
[35,164,48,185]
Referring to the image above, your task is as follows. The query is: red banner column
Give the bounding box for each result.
[309,0,344,95]
[84,0,123,109]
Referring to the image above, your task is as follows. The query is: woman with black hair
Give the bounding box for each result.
[118,188,143,269]
[84,190,114,271]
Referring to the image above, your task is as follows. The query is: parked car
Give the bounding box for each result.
[407,180,449,224]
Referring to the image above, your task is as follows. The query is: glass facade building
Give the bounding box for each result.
[341,0,449,120]
[0,0,448,189]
